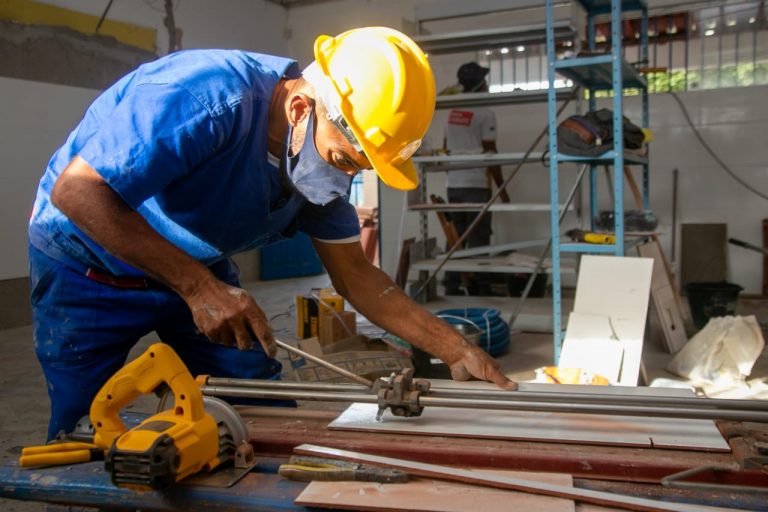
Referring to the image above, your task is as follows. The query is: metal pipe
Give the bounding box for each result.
[274,339,374,388]
[204,378,768,413]
[205,377,368,393]
[201,383,768,422]
[421,397,768,422]
[202,386,377,404]
[427,388,768,412]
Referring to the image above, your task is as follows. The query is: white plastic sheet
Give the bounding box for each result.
[667,315,765,387]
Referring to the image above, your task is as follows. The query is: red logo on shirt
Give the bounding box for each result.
[448,110,474,126]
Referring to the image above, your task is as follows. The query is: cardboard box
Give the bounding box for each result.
[319,310,356,346]
[291,336,412,383]
[316,287,344,312]
[295,288,345,339]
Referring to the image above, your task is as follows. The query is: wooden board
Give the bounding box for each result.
[329,402,730,452]
[294,445,731,512]
[296,469,575,512]
[637,242,688,353]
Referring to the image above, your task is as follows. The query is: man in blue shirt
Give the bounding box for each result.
[29,27,516,440]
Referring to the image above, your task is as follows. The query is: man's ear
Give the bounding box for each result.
[287,93,313,127]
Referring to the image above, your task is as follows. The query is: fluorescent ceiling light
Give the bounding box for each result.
[704,29,715,36]
[500,47,509,54]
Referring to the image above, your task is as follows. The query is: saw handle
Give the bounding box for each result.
[19,442,104,468]
[90,343,206,449]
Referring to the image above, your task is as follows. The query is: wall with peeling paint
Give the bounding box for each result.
[0,0,288,326]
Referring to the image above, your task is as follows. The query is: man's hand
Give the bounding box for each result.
[448,345,519,390]
[184,278,276,357]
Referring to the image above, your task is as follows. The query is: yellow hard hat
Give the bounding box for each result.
[306,27,436,191]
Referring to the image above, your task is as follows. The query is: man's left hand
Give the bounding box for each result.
[448,345,519,390]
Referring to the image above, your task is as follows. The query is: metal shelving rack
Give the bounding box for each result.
[546,0,650,360]
[404,21,579,298]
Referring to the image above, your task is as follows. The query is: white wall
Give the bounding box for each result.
[0,78,100,280]
[380,85,768,294]
[0,0,288,280]
[4,0,766,294]
[38,0,288,55]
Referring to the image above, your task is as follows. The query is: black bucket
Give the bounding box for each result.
[684,281,743,329]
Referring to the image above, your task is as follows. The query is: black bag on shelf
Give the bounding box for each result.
[557,109,645,156]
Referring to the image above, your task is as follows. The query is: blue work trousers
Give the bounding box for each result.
[29,245,290,441]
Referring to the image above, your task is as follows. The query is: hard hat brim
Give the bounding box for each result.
[368,154,418,191]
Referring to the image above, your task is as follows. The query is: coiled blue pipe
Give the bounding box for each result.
[437,308,510,357]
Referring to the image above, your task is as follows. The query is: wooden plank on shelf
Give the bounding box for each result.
[295,469,575,512]
[637,242,688,353]
[328,402,730,452]
[410,256,576,274]
[409,202,568,212]
[294,445,730,512]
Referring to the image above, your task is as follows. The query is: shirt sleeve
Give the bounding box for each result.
[481,110,497,142]
[78,82,223,209]
[297,199,361,242]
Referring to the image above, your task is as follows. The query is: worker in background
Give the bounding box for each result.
[442,62,510,296]
[28,27,517,441]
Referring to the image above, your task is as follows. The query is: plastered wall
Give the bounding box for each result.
[1,0,766,297]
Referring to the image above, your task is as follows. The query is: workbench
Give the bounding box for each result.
[2,406,767,511]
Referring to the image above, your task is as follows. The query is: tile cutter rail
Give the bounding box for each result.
[202,338,768,424]
[198,369,768,424]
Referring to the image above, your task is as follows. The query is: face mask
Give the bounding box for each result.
[281,105,354,206]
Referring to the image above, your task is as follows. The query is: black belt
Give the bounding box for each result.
[85,267,166,290]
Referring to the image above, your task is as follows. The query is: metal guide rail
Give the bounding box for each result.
[198,369,768,423]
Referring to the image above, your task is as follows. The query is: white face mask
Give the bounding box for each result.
[281,104,353,206]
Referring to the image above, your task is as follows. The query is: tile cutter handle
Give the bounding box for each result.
[274,338,374,388]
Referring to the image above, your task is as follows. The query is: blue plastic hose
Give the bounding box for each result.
[437,308,510,357]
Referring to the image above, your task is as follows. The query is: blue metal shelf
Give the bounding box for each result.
[546,0,650,363]
[557,152,648,165]
[560,243,620,254]
[555,57,647,90]
[576,0,647,15]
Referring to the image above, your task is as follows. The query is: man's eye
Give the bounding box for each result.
[335,156,352,168]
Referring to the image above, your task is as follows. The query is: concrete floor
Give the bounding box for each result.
[1,273,766,511]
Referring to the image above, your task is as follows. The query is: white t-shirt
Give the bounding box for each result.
[444,108,497,189]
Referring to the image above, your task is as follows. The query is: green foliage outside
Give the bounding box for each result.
[590,61,768,98]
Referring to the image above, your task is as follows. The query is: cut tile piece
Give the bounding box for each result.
[295,444,729,512]
[295,469,575,512]
[565,256,654,385]
[572,256,654,321]
[559,313,626,383]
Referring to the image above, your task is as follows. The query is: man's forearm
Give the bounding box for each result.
[51,157,214,297]
[339,265,471,365]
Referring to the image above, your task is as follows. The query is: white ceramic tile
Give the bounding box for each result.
[329,402,730,452]
[573,256,654,321]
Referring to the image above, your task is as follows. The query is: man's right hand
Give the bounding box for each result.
[184,278,277,357]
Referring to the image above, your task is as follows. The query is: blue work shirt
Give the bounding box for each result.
[29,50,360,277]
